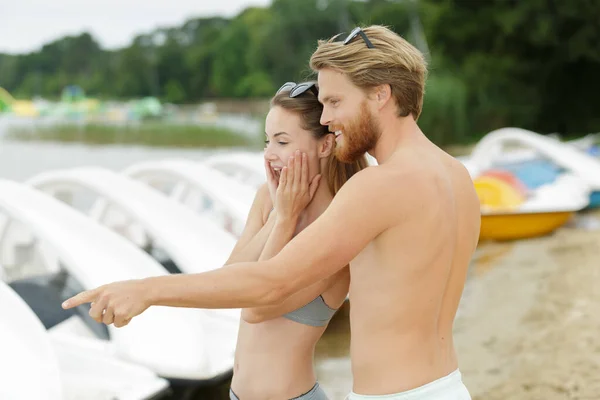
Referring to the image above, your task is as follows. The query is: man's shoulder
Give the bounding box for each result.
[370,160,427,188]
[338,164,421,210]
[342,165,397,192]
[344,162,423,190]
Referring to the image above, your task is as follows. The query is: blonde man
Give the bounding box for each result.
[64,25,480,400]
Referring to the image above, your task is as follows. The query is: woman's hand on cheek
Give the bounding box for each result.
[275,151,321,221]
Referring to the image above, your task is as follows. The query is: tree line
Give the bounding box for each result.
[1,0,599,145]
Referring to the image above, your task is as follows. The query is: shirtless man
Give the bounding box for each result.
[63,25,480,399]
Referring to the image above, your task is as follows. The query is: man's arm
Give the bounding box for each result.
[241,267,347,323]
[241,187,347,322]
[148,168,396,309]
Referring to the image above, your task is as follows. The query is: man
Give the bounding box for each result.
[63,25,480,399]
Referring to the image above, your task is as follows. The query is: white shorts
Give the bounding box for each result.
[347,370,471,400]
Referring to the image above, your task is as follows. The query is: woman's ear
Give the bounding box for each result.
[319,134,335,158]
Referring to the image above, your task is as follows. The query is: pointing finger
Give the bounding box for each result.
[62,288,100,310]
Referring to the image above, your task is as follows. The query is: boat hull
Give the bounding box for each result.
[480,211,574,241]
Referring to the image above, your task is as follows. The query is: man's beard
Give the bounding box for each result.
[333,101,381,163]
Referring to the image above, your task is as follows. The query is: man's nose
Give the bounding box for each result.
[320,108,332,127]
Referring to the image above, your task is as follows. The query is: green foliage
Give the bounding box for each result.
[423,0,600,136]
[164,80,186,104]
[6,123,255,148]
[418,71,469,146]
[1,0,599,145]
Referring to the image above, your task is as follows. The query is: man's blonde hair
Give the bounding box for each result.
[310,25,427,120]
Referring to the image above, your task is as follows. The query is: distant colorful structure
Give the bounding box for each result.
[0,87,15,112]
[61,85,86,103]
[0,87,39,116]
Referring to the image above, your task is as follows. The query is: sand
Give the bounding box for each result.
[457,210,600,400]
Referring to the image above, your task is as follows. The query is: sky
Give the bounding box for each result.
[0,0,272,54]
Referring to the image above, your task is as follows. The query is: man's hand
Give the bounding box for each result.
[62,279,151,328]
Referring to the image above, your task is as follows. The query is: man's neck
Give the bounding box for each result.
[369,117,422,165]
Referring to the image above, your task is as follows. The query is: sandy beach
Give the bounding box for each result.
[457,210,600,400]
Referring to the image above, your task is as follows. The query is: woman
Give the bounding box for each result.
[225,81,368,400]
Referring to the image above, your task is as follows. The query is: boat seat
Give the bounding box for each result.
[9,270,110,340]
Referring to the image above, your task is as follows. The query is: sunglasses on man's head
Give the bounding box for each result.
[276,81,319,98]
[334,27,375,49]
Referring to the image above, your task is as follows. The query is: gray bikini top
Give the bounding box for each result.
[282,295,338,327]
[265,208,338,327]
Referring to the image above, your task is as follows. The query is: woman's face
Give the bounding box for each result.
[264,106,325,181]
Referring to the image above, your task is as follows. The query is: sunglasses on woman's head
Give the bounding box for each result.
[276,81,319,98]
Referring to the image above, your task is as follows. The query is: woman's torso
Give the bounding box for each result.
[230,196,345,399]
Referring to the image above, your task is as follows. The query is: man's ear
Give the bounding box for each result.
[373,84,392,109]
